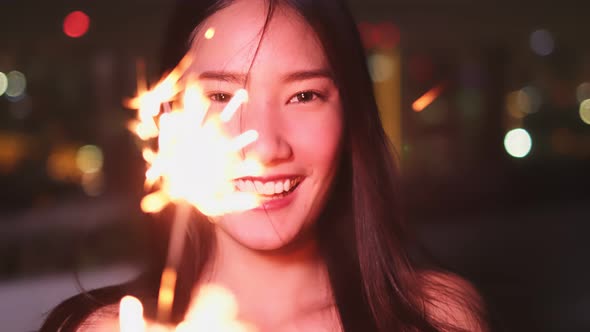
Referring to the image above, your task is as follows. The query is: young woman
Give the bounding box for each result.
[41,0,488,331]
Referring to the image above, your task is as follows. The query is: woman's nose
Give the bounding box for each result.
[239,103,292,166]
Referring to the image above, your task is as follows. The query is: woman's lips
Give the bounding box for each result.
[231,174,304,211]
[244,180,303,211]
[233,175,303,196]
[251,179,303,211]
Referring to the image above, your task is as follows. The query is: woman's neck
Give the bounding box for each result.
[199,228,335,329]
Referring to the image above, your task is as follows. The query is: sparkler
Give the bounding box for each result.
[121,27,262,331]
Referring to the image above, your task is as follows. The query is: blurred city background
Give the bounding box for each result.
[1,0,589,331]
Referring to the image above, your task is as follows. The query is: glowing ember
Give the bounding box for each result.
[120,296,146,332]
[126,60,262,216]
[119,284,256,332]
[204,28,216,40]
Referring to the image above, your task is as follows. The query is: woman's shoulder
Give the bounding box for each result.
[417,270,489,332]
[75,304,119,332]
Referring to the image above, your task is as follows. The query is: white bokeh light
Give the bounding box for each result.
[504,128,533,158]
[368,53,395,82]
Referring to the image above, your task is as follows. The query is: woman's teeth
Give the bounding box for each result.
[235,177,301,196]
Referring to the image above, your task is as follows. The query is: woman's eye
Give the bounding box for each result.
[288,91,321,104]
[209,92,232,102]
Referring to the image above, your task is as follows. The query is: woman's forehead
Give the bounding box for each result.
[189,0,328,76]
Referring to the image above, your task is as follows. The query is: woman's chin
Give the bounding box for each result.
[216,214,304,251]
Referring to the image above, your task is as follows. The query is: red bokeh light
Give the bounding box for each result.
[357,21,400,50]
[63,11,90,38]
[378,22,400,49]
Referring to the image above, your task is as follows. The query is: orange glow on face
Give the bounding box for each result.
[412,84,446,112]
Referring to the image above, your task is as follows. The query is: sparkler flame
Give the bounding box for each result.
[126,59,262,216]
[121,28,263,331]
[119,285,256,332]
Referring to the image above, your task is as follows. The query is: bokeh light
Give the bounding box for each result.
[368,53,395,82]
[530,29,554,56]
[47,146,79,182]
[580,99,590,125]
[504,128,533,158]
[357,22,399,49]
[0,133,27,174]
[0,72,7,96]
[63,11,90,38]
[204,27,215,39]
[5,70,26,99]
[576,82,590,103]
[506,87,541,119]
[76,145,104,174]
[377,22,400,49]
[506,90,529,119]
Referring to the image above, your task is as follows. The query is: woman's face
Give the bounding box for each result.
[189,0,343,250]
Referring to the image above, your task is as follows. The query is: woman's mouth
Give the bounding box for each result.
[234,176,303,201]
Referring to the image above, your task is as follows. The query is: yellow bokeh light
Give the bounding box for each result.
[504,128,532,158]
[368,53,395,83]
[0,133,27,174]
[6,70,26,98]
[579,99,590,125]
[76,145,104,174]
[47,145,79,182]
[204,27,215,39]
[0,72,8,96]
[506,90,530,118]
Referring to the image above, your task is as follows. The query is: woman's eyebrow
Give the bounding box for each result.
[198,71,247,84]
[197,69,332,84]
[282,69,332,83]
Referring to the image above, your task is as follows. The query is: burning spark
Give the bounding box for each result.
[204,27,215,40]
[119,285,256,332]
[126,61,262,216]
[412,83,446,112]
[120,296,146,332]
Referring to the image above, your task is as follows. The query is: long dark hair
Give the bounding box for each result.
[41,1,483,331]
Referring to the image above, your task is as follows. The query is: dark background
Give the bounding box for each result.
[1,0,589,331]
